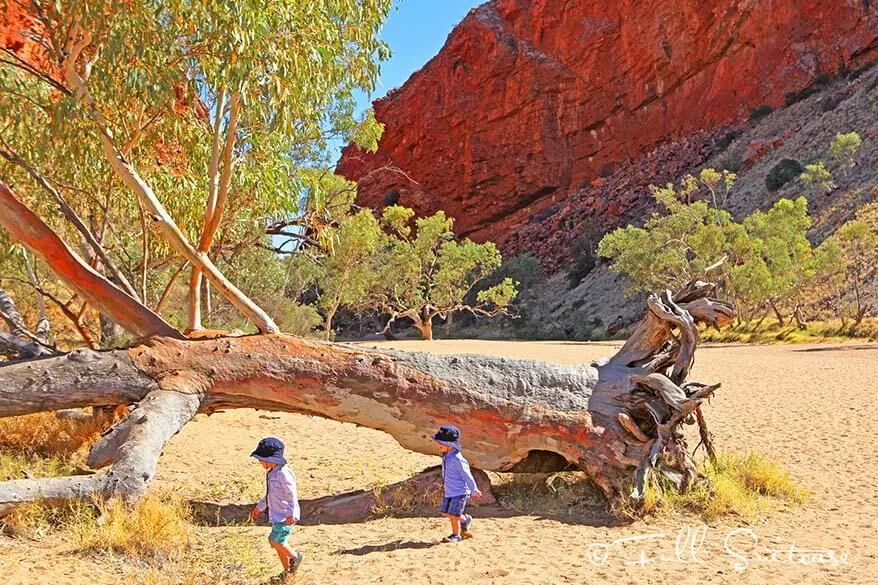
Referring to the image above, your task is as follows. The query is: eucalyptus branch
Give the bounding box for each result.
[0,145,141,301]
[0,49,70,95]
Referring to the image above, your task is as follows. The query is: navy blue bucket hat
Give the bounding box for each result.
[433,425,462,450]
[251,437,287,465]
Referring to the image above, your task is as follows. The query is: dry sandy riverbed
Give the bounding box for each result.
[1,340,877,584]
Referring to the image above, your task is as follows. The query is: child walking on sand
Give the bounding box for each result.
[433,425,481,542]
[250,437,304,576]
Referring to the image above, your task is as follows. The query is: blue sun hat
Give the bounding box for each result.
[433,425,462,450]
[251,437,287,465]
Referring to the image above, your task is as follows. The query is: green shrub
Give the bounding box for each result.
[749,104,773,123]
[716,129,743,150]
[848,61,876,80]
[765,159,804,192]
[785,85,820,106]
[567,237,597,288]
[820,93,845,112]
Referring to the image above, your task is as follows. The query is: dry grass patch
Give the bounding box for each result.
[71,494,193,563]
[0,411,104,457]
[0,449,79,482]
[624,451,809,521]
[700,318,878,344]
[0,499,96,539]
[1,411,107,538]
[4,494,192,562]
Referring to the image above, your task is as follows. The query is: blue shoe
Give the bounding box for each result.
[461,514,473,534]
[443,534,463,543]
[289,551,304,573]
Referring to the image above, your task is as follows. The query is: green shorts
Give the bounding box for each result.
[268,522,294,544]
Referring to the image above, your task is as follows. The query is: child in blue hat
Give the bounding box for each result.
[433,425,482,542]
[250,437,304,575]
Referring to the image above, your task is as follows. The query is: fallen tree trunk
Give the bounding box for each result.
[0,282,734,514]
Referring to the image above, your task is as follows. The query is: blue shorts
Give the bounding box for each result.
[440,495,468,517]
[268,522,294,544]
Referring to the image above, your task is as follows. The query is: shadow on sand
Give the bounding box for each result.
[792,343,877,353]
[189,495,624,530]
[338,539,439,556]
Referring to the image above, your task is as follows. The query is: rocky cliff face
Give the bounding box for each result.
[337,0,878,264]
[1,2,52,72]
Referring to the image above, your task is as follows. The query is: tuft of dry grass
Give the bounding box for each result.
[622,451,809,521]
[0,449,79,482]
[71,494,193,563]
[0,412,107,538]
[0,499,97,539]
[370,476,444,517]
[715,451,809,502]
[0,411,104,458]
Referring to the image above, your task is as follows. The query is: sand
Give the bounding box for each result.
[2,340,877,584]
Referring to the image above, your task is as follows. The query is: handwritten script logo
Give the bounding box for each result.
[586,526,850,572]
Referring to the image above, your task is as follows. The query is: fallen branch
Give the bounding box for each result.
[0,282,733,514]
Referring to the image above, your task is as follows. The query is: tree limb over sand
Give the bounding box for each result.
[0,282,734,513]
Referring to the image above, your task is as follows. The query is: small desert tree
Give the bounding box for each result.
[817,204,878,331]
[599,170,825,326]
[800,161,836,195]
[597,170,743,294]
[372,206,517,340]
[829,132,862,177]
[292,208,383,340]
[730,196,823,327]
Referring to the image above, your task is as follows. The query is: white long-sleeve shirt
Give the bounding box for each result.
[256,464,300,523]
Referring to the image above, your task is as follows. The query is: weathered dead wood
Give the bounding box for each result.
[0,282,734,514]
[0,348,157,416]
[298,466,495,525]
[0,388,200,515]
[0,286,56,360]
[190,467,495,527]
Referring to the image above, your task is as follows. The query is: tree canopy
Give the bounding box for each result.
[598,169,828,326]
[286,198,518,341]
[1,0,392,342]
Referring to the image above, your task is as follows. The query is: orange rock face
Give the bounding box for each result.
[337,0,878,251]
[1,1,54,74]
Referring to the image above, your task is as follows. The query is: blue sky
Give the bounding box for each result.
[361,1,484,108]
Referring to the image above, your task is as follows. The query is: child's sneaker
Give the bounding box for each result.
[442,534,463,543]
[289,551,304,573]
[461,514,473,536]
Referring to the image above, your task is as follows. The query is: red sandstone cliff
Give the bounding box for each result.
[337,0,878,253]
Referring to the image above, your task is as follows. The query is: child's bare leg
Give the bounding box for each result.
[450,515,462,536]
[278,542,298,564]
[270,540,291,571]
